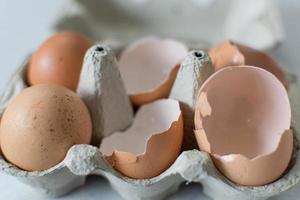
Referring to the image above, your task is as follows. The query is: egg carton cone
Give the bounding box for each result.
[0,44,300,200]
[53,0,283,50]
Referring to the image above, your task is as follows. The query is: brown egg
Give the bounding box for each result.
[28,31,92,91]
[194,66,292,186]
[100,99,183,179]
[0,84,92,171]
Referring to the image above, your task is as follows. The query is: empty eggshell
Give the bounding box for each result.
[100,99,183,179]
[0,84,92,171]
[28,31,92,91]
[194,66,293,186]
[119,37,188,106]
[209,40,288,88]
[209,40,245,70]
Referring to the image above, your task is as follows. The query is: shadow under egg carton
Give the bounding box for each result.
[0,44,300,200]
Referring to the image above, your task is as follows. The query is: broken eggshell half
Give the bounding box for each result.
[100,98,184,179]
[194,66,293,186]
[208,40,288,89]
[208,40,245,71]
[118,37,188,107]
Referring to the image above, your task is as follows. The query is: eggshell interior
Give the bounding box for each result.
[194,66,293,186]
[119,37,188,106]
[100,99,184,179]
[195,66,291,158]
[211,129,293,186]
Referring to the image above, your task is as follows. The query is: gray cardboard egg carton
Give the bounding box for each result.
[54,0,283,50]
[0,44,300,200]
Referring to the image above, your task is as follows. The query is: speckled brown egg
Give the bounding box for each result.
[28,31,92,91]
[0,84,92,171]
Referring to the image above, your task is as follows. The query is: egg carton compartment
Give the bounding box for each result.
[0,44,300,200]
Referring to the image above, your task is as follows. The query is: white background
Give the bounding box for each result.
[0,0,300,199]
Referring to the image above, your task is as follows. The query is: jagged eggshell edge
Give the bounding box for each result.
[118,37,188,106]
[102,99,184,179]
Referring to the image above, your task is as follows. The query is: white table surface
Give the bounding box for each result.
[0,0,300,199]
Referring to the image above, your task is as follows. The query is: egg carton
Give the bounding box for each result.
[54,0,283,50]
[0,44,300,200]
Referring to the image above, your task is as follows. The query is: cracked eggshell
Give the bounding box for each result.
[100,99,184,179]
[194,66,293,186]
[209,40,245,71]
[209,40,288,89]
[118,37,188,106]
[0,84,92,171]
